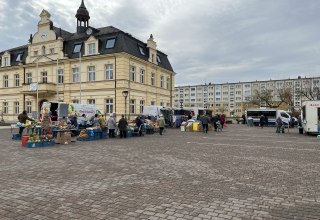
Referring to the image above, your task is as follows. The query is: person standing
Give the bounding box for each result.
[220,114,225,129]
[18,110,34,135]
[99,114,106,132]
[107,113,117,138]
[92,114,100,128]
[201,114,209,133]
[135,116,143,136]
[158,115,165,135]
[276,117,284,133]
[260,115,265,128]
[118,115,128,138]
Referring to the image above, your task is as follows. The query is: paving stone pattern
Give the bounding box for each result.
[0,125,320,219]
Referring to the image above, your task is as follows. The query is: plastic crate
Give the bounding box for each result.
[26,142,43,148]
[12,134,22,140]
[100,132,107,139]
[94,132,102,140]
[77,137,94,141]
[42,141,55,147]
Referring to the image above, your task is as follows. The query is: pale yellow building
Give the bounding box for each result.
[0,1,175,122]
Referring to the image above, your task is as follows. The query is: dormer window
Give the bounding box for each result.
[106,38,116,49]
[88,43,96,55]
[1,52,11,67]
[16,53,23,62]
[4,57,9,66]
[138,46,146,56]
[156,55,161,63]
[73,43,82,53]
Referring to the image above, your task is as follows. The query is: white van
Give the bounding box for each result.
[246,108,291,126]
[301,101,320,134]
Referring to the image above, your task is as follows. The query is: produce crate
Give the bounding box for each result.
[42,141,55,147]
[146,128,154,134]
[26,142,43,148]
[100,132,107,139]
[94,132,102,140]
[77,137,94,141]
[12,133,22,140]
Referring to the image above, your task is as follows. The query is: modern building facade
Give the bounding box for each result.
[0,0,175,121]
[174,77,320,117]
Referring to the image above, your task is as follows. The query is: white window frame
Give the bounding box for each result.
[49,48,55,54]
[151,73,155,86]
[14,101,19,114]
[140,69,145,84]
[160,76,164,88]
[26,101,32,114]
[130,66,135,81]
[166,77,170,89]
[58,69,64,84]
[130,99,135,114]
[42,71,48,83]
[87,99,95,105]
[72,67,79,82]
[3,75,8,88]
[4,57,9,66]
[139,100,144,113]
[105,64,113,80]
[72,100,79,104]
[88,66,95,82]
[2,102,8,114]
[26,73,32,84]
[105,99,113,114]
[88,43,96,55]
[14,74,19,87]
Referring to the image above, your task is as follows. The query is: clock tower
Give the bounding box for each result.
[76,0,90,34]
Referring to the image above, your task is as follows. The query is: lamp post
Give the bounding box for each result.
[122,90,128,119]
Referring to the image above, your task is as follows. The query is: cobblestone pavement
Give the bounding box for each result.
[0,125,320,220]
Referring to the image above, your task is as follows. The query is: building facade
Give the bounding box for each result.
[174,77,320,117]
[0,1,175,122]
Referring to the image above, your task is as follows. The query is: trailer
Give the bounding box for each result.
[301,101,320,134]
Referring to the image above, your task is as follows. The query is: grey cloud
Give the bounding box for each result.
[1,0,320,86]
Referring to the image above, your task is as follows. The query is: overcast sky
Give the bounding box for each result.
[0,0,320,85]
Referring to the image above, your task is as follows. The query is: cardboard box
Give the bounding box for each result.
[56,132,71,144]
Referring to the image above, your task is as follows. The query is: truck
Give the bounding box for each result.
[41,101,102,123]
[301,101,320,134]
[245,108,291,126]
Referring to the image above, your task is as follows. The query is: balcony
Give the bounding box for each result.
[21,82,58,95]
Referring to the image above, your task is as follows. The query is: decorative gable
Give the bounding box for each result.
[84,35,99,56]
[1,51,11,67]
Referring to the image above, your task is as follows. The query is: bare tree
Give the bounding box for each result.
[250,89,283,108]
[300,85,320,100]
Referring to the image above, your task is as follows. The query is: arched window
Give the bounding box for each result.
[42,46,46,55]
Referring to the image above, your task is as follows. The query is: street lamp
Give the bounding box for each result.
[122,90,128,119]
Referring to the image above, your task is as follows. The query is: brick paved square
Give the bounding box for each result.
[1,125,320,219]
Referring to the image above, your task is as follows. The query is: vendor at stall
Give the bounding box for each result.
[18,110,34,134]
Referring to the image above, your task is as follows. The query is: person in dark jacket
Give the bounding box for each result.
[135,116,143,136]
[211,115,219,132]
[200,114,210,133]
[18,110,34,134]
[260,115,265,128]
[118,115,128,138]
